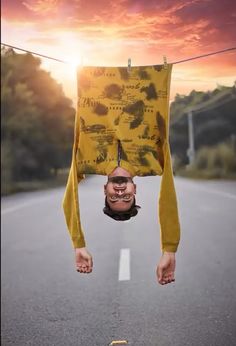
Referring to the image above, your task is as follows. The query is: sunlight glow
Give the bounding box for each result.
[64,56,82,76]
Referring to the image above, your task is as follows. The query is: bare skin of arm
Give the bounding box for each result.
[156,252,176,285]
[75,248,176,286]
[75,248,93,274]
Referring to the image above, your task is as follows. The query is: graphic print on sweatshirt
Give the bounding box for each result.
[76,64,172,176]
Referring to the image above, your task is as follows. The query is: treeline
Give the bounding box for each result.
[1,49,75,194]
[2,48,236,195]
[170,83,236,178]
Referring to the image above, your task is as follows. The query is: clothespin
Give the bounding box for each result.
[127,58,131,73]
[163,56,168,70]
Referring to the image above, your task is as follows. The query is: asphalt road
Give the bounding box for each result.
[1,176,236,346]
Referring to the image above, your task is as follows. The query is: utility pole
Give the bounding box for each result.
[187,110,195,166]
[184,89,236,167]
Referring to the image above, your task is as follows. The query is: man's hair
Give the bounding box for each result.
[103,197,141,221]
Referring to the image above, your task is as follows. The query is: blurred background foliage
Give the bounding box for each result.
[170,82,236,179]
[1,48,236,195]
[1,48,75,195]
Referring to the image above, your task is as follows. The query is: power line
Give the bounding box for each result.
[1,42,236,65]
[172,47,236,64]
[1,43,68,64]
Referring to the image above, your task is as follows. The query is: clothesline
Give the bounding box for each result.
[1,42,236,66]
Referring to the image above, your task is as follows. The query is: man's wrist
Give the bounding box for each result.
[162,251,175,256]
[75,247,86,251]
[162,245,178,253]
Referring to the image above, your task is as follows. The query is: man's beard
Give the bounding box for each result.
[107,176,133,184]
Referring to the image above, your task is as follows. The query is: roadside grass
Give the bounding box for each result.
[175,142,236,180]
[1,169,69,196]
[177,167,236,180]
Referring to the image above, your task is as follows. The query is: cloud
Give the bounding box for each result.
[2,0,236,67]
[27,37,60,45]
[22,0,59,14]
[1,0,235,102]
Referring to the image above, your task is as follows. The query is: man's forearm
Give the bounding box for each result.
[63,152,86,249]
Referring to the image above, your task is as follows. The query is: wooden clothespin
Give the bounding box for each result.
[163,55,168,70]
[127,58,131,73]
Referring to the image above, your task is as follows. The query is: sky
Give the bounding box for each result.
[1,0,236,103]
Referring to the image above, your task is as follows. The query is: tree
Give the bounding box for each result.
[170,83,236,166]
[1,48,75,190]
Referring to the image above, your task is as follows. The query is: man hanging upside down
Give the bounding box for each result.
[63,64,180,286]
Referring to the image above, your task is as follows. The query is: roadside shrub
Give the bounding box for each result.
[193,142,236,177]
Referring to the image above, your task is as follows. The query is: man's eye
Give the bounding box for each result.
[110,196,118,201]
[123,194,131,200]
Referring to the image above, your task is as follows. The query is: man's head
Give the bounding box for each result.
[103,168,140,221]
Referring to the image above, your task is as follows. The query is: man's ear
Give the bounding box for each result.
[134,184,137,194]
[104,184,107,195]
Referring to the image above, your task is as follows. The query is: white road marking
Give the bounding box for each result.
[118,248,130,281]
[201,188,236,201]
[184,183,236,201]
[1,197,51,215]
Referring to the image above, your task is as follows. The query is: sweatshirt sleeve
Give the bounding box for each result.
[158,141,180,253]
[62,108,86,249]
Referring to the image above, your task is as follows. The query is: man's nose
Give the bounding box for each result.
[116,189,125,195]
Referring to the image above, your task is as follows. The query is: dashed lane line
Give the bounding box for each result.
[118,248,130,281]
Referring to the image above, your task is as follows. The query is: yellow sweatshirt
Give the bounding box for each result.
[63,64,180,252]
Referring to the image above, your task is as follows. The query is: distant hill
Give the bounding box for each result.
[169,83,236,165]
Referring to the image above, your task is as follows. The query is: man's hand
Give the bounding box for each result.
[156,252,176,285]
[75,248,93,274]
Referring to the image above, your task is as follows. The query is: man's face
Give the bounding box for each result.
[104,176,136,212]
